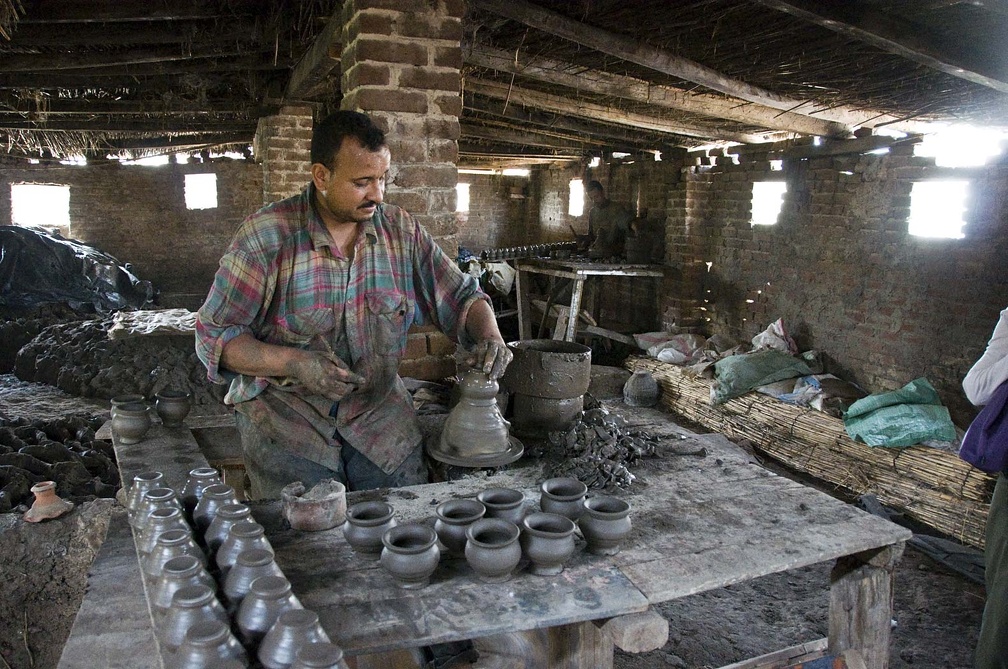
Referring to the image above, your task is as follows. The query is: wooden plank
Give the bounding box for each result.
[829,546,902,669]
[716,638,828,669]
[285,13,342,100]
[114,423,214,493]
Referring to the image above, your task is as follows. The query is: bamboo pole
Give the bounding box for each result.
[626,356,995,550]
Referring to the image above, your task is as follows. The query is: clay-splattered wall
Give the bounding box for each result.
[663,146,1008,426]
[0,158,262,309]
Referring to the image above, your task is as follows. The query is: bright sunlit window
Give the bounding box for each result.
[568,178,585,216]
[185,173,218,210]
[908,180,968,239]
[751,181,787,226]
[915,125,1008,167]
[455,182,470,213]
[11,183,70,232]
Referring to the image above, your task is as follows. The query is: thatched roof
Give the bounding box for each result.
[1,0,1006,165]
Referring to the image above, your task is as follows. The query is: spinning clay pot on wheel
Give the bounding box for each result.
[428,369,523,467]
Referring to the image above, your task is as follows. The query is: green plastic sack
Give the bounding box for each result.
[712,349,813,405]
[842,378,957,448]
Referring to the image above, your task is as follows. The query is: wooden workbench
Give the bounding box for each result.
[66,404,910,669]
[514,259,664,342]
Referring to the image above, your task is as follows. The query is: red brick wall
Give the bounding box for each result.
[0,157,262,309]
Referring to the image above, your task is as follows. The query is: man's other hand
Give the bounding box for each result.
[467,339,512,380]
[291,351,366,401]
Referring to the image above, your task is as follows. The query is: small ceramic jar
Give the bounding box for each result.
[477,487,527,526]
[578,495,632,556]
[109,393,144,419]
[258,609,330,669]
[343,501,396,560]
[520,512,577,576]
[181,466,222,518]
[124,470,164,522]
[134,487,184,532]
[464,518,522,583]
[155,389,192,427]
[204,503,252,557]
[111,402,151,444]
[236,575,303,648]
[137,506,190,557]
[223,548,285,611]
[193,483,240,535]
[159,584,229,651]
[151,555,216,619]
[539,477,588,521]
[434,499,485,556]
[216,521,273,578]
[380,523,440,589]
[144,528,206,580]
[174,619,248,668]
[623,369,660,407]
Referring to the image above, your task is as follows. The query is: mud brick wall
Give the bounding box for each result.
[0,157,262,309]
[663,146,1008,425]
[254,104,313,204]
[457,173,537,251]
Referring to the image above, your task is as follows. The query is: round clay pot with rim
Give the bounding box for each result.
[181,466,223,518]
[134,487,184,533]
[109,393,144,419]
[175,619,248,669]
[291,641,350,669]
[476,487,527,526]
[111,402,151,444]
[236,575,303,648]
[204,503,252,558]
[464,518,522,583]
[539,477,588,521]
[151,555,216,619]
[223,548,285,611]
[193,483,240,535]
[281,479,346,532]
[623,369,660,407]
[520,512,577,576]
[258,608,330,669]
[155,389,192,427]
[125,470,164,522]
[380,523,440,589]
[159,584,229,651]
[144,528,206,580]
[343,500,397,560]
[23,480,74,523]
[578,495,632,556]
[216,521,273,578]
[137,506,190,556]
[434,499,486,556]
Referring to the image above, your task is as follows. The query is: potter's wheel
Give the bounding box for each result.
[427,434,524,468]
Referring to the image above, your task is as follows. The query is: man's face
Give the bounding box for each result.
[313,137,391,226]
[586,188,604,205]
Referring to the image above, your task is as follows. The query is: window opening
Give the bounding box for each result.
[568,178,585,216]
[185,173,218,210]
[908,180,968,239]
[751,181,786,227]
[456,183,470,213]
[11,183,71,235]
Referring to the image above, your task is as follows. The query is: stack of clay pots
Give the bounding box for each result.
[126,467,349,669]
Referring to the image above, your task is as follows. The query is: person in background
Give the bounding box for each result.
[584,180,632,260]
[964,306,1008,669]
[195,110,511,500]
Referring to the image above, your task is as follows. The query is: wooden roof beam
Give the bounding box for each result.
[461,122,594,150]
[465,77,782,144]
[466,44,852,138]
[470,0,917,130]
[285,13,342,101]
[753,0,1008,94]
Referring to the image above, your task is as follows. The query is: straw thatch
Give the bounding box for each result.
[626,355,996,550]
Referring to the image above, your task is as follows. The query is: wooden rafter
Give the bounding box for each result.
[470,0,919,130]
[285,12,341,101]
[466,44,852,138]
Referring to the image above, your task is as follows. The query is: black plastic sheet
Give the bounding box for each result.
[0,225,155,313]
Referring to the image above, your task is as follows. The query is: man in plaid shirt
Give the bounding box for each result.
[196,111,511,499]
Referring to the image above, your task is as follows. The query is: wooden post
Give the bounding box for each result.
[472,621,615,669]
[828,542,905,669]
[516,266,531,339]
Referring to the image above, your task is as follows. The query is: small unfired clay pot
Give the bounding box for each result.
[111,402,151,444]
[434,499,485,556]
[181,466,223,518]
[258,609,330,669]
[464,518,521,583]
[236,575,303,648]
[125,470,164,522]
[380,523,440,589]
[476,487,527,526]
[291,642,350,669]
[193,483,241,535]
[175,619,248,669]
[539,477,588,521]
[343,501,396,560]
[205,503,253,557]
[216,521,273,578]
[159,584,229,651]
[155,389,192,427]
[223,548,284,611]
[520,512,577,576]
[578,495,632,556]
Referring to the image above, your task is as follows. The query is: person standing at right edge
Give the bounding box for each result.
[964,307,1008,669]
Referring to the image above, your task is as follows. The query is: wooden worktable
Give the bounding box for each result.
[514,259,663,342]
[68,404,910,669]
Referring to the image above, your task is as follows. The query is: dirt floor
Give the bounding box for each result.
[0,375,987,669]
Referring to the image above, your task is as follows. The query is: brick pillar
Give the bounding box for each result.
[339,0,464,254]
[253,104,314,205]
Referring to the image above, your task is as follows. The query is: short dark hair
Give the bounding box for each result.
[585,180,604,194]
[310,111,386,169]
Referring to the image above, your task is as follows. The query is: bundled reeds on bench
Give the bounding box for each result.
[626,356,995,550]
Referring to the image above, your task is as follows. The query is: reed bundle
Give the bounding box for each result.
[626,356,996,550]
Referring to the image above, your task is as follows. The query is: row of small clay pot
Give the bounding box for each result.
[126,468,348,669]
[342,476,633,589]
[109,391,193,445]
